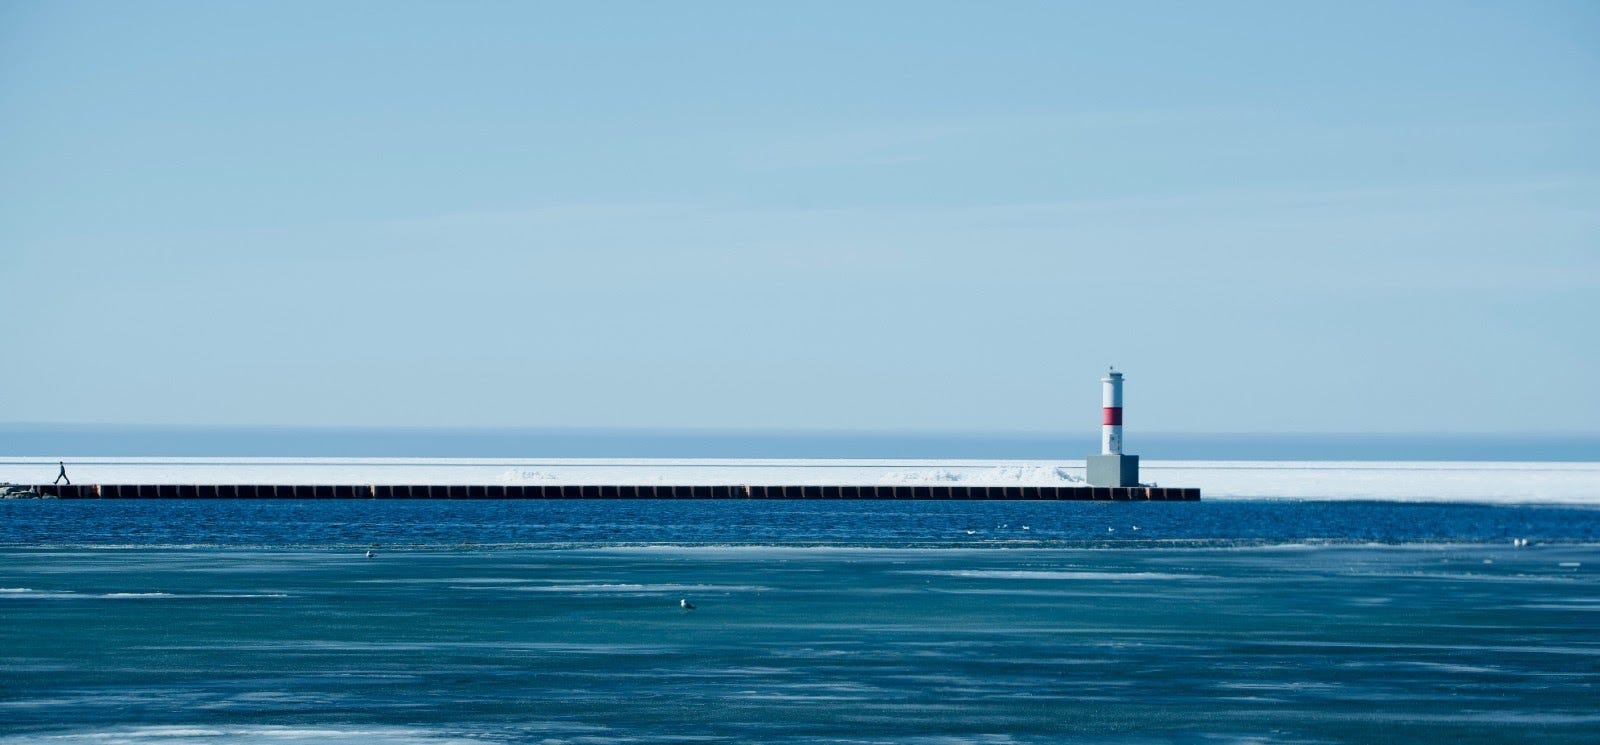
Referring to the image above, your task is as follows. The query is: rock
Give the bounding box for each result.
[0,484,51,499]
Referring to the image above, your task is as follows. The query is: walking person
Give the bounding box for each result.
[54,461,70,485]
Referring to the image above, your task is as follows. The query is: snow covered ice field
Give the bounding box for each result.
[2,457,1597,504]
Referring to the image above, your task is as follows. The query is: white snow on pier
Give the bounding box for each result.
[1,457,1597,504]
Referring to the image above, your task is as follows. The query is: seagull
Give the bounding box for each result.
[365,550,374,559]
[680,599,696,611]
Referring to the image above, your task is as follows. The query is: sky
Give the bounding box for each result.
[2,1,1597,435]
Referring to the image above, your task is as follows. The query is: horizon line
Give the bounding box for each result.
[4,423,1599,439]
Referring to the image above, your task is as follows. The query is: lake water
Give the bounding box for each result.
[2,499,1598,743]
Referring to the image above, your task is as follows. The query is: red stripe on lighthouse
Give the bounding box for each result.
[1102,407,1122,425]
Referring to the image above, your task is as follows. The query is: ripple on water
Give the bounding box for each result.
[0,726,488,744]
[899,570,1199,580]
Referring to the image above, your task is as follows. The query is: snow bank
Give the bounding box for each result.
[878,465,1083,485]
[0,458,1594,504]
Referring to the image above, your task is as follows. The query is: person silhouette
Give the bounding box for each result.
[54,461,70,485]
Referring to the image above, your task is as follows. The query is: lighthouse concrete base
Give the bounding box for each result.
[1086,454,1140,487]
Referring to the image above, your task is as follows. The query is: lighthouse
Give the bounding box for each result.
[1101,369,1124,455]
[1086,368,1140,487]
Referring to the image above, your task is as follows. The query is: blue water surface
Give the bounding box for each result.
[2,500,1598,744]
[2,498,1599,548]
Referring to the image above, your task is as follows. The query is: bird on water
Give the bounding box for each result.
[680,599,696,610]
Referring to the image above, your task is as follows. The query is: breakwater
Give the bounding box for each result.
[26,483,1199,500]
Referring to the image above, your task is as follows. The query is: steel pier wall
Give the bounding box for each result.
[27,484,1198,500]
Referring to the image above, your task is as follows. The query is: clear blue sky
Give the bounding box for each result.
[2,1,1597,434]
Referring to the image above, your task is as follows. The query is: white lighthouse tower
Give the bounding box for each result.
[1086,367,1140,487]
[1101,369,1124,455]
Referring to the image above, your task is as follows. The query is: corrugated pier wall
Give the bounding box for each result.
[29,484,1199,501]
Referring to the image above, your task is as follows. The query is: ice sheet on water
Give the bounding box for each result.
[1,588,287,599]
[0,726,487,744]
[509,583,771,593]
[1150,460,1600,503]
[904,570,1194,580]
